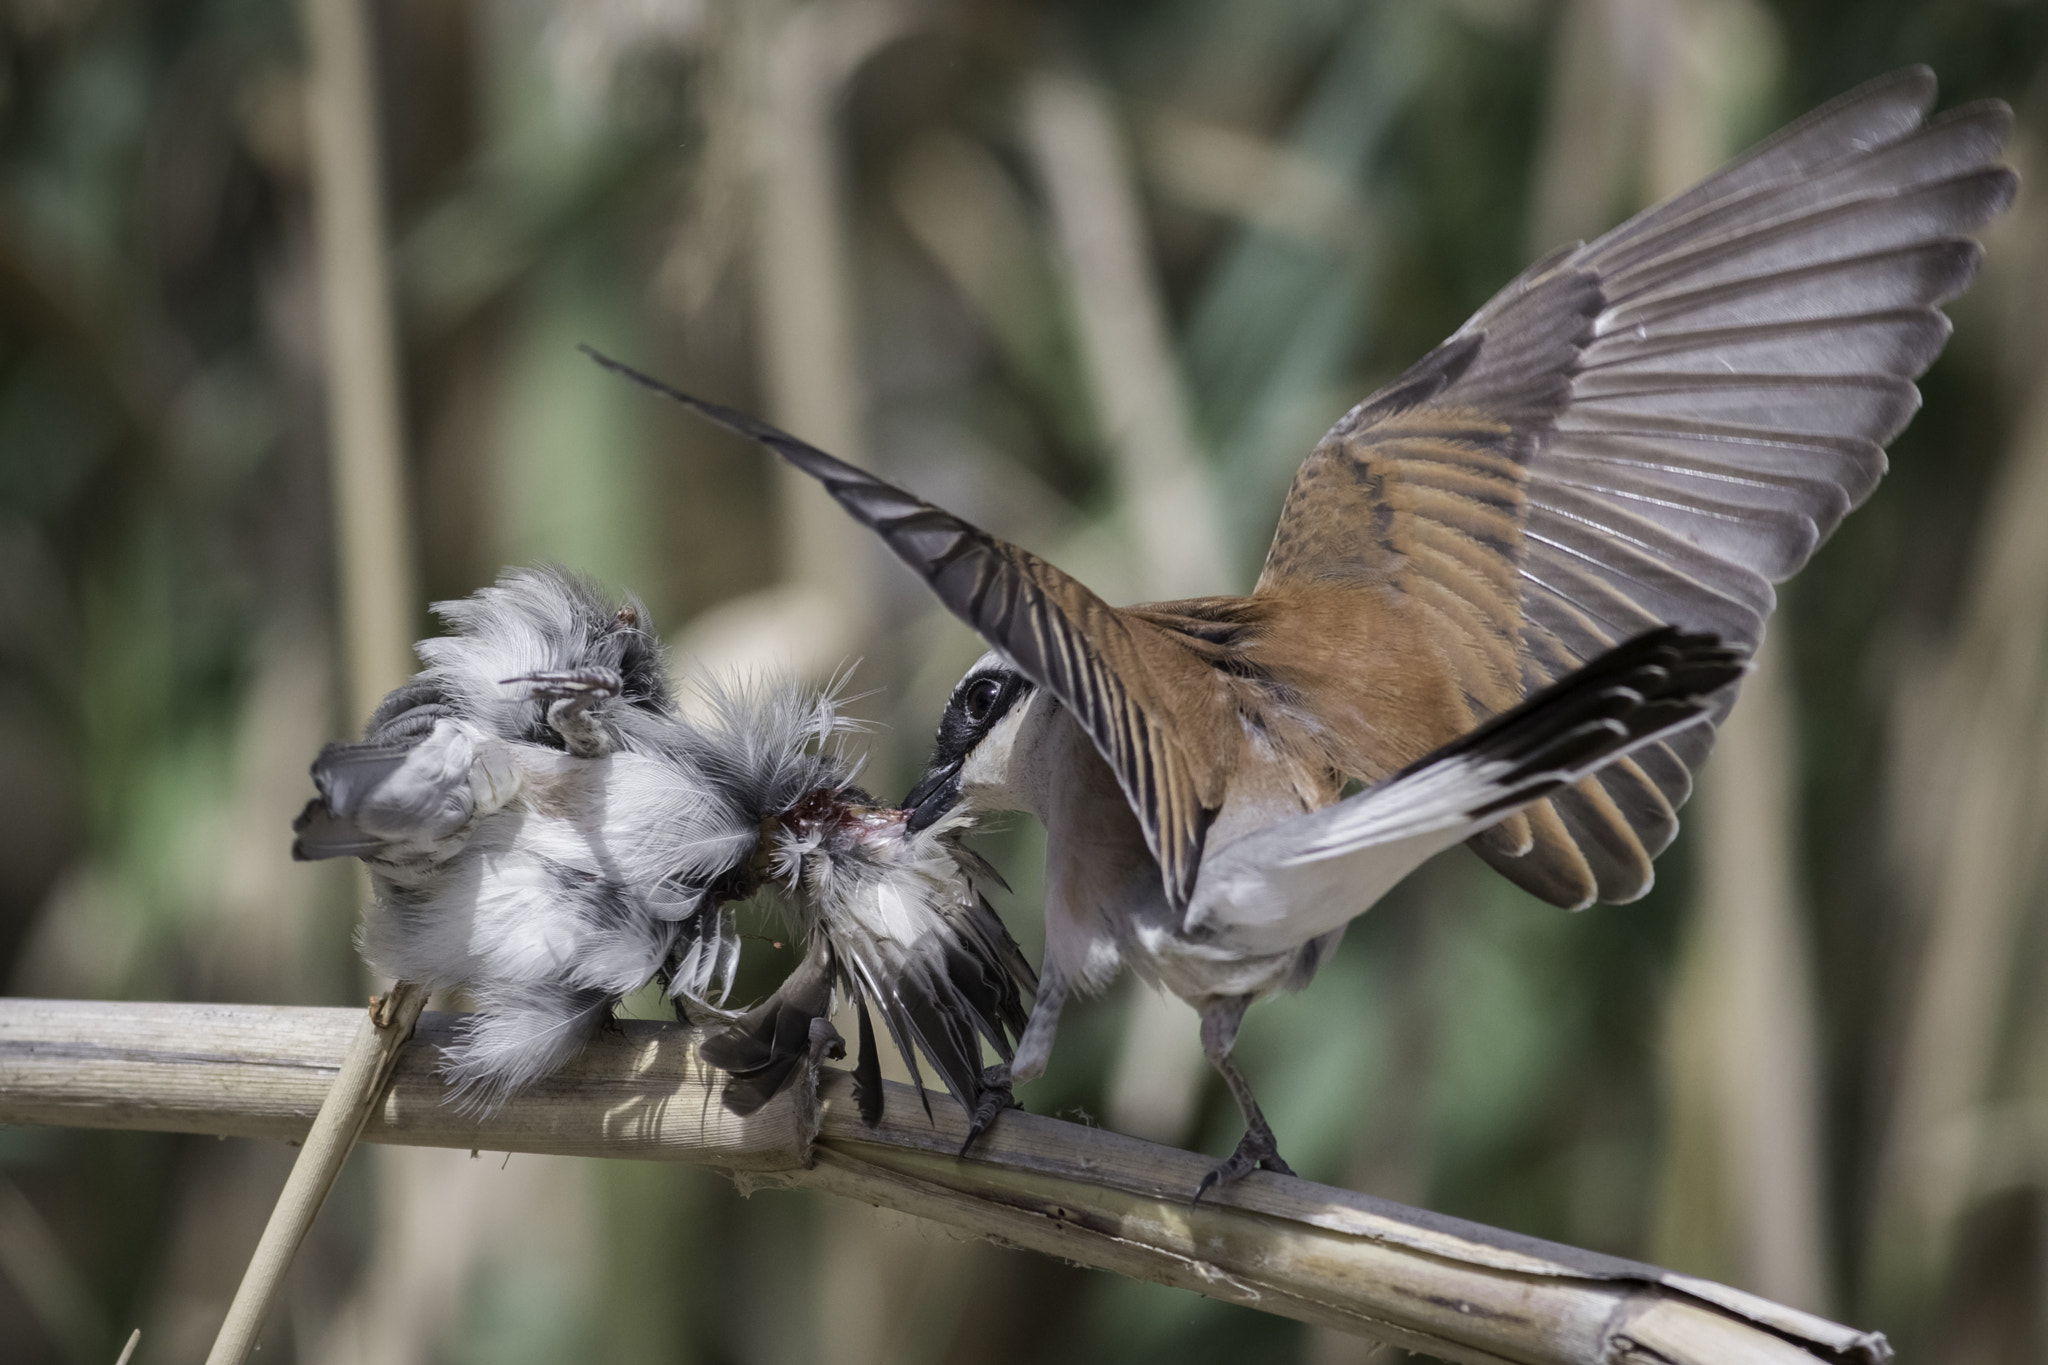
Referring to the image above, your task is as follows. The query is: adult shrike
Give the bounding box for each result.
[590,68,2012,1191]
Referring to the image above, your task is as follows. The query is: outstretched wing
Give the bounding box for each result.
[1257,67,2014,907]
[1191,629,1748,954]
[586,347,1230,911]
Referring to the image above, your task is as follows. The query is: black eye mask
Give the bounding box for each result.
[902,670,1035,828]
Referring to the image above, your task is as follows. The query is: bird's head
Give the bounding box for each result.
[903,654,1037,833]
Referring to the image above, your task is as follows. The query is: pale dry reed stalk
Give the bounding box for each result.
[0,998,1895,1365]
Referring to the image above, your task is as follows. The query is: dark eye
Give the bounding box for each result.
[961,677,1002,724]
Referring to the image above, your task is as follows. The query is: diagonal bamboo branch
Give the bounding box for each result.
[203,984,426,1365]
[0,998,1886,1365]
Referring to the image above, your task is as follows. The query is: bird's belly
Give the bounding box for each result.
[1131,923,1311,1007]
[1042,825,1157,994]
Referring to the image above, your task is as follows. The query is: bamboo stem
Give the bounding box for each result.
[203,983,427,1365]
[2,997,1888,1365]
[305,0,416,720]
[202,0,423,1355]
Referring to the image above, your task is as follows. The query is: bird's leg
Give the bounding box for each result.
[1193,995,1294,1205]
[961,964,1068,1155]
[508,666,624,758]
[807,1014,847,1065]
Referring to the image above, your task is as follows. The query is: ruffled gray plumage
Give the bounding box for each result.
[295,566,1033,1116]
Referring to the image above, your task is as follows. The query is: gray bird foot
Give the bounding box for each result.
[507,666,623,703]
[506,667,623,757]
[808,1015,847,1065]
[960,1065,1019,1156]
[1192,1128,1295,1207]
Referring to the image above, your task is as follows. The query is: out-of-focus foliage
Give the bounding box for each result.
[2,0,2046,1362]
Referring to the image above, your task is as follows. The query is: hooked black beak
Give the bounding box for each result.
[902,760,963,834]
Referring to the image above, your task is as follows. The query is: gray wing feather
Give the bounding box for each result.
[292,729,485,866]
[1434,69,2012,905]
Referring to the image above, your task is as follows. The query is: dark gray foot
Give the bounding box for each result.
[808,1015,847,1065]
[1192,1126,1296,1206]
[508,665,623,700]
[507,667,623,757]
[960,1065,1019,1156]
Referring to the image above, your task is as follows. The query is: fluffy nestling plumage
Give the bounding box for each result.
[292,567,1033,1116]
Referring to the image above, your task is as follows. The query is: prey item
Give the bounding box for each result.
[294,567,1031,1120]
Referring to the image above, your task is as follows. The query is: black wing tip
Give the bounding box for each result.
[578,343,657,392]
[579,344,671,402]
[579,345,756,439]
[290,798,382,861]
[853,994,885,1127]
[585,346,981,559]
[1421,625,1749,779]
[1405,628,1751,835]
[1604,626,1752,701]
[836,902,1037,1127]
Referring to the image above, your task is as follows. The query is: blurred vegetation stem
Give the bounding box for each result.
[305,0,418,717]
[1020,69,1230,597]
[1660,638,1830,1310]
[204,0,428,1358]
[748,0,911,648]
[1875,174,2048,1309]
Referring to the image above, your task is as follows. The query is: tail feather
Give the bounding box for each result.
[1190,629,1748,954]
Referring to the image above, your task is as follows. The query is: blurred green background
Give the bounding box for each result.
[4,0,2048,1361]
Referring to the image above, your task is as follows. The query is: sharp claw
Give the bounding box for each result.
[1190,1127,1292,1203]
[808,1016,846,1064]
[959,1066,1018,1157]
[959,1095,1008,1156]
[504,667,623,702]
